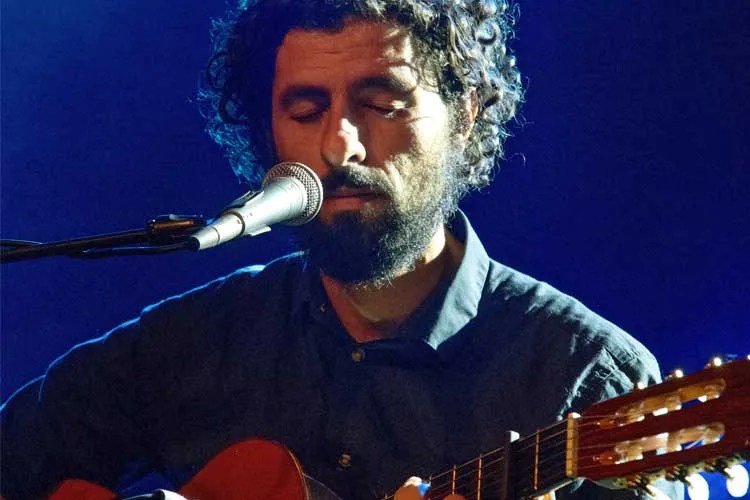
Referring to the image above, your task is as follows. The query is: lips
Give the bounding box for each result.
[325,188,383,199]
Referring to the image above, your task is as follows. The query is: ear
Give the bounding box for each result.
[459,89,479,141]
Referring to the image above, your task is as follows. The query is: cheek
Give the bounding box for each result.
[393,120,453,196]
[272,118,312,162]
[368,123,413,164]
[271,114,291,158]
[385,109,451,163]
[413,114,451,155]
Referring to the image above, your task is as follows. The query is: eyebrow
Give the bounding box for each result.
[278,74,418,110]
[352,75,418,96]
[278,86,329,110]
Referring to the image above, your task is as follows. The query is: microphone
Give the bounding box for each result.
[190,162,323,250]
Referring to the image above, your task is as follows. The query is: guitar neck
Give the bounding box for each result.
[413,358,750,500]
[504,420,575,499]
[419,419,575,500]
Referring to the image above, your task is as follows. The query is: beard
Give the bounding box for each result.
[295,142,467,288]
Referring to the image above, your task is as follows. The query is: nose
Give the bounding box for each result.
[321,114,366,168]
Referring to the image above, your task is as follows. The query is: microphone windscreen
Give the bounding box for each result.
[262,162,323,225]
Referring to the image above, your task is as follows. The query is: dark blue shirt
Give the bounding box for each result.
[1,214,679,499]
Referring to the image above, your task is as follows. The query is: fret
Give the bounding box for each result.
[451,465,457,494]
[394,359,750,500]
[500,430,519,500]
[424,423,572,500]
[425,449,505,500]
[511,421,571,498]
[533,430,540,491]
[476,453,483,500]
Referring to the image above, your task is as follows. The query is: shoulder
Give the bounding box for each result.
[138,251,309,322]
[150,251,307,305]
[44,252,311,381]
[482,261,661,410]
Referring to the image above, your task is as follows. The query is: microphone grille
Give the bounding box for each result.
[262,162,323,225]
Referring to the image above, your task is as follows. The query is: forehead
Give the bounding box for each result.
[274,20,419,89]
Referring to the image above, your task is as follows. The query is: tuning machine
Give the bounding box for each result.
[665,368,685,380]
[723,462,750,498]
[615,471,673,499]
[706,356,726,368]
[682,457,750,500]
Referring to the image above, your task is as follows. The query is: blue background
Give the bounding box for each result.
[1,1,748,497]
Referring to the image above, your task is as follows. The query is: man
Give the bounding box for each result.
[1,1,679,499]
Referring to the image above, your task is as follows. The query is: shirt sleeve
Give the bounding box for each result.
[0,266,268,499]
[0,316,152,499]
[556,342,685,499]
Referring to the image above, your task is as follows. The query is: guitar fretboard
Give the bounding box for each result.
[397,420,572,500]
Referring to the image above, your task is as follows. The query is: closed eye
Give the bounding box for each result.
[365,103,405,119]
[289,101,327,123]
[291,110,324,123]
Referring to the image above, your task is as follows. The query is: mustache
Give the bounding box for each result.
[320,167,391,195]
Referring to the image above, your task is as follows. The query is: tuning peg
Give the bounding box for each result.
[666,368,685,380]
[706,355,725,368]
[624,474,660,497]
[697,382,725,403]
[685,472,709,500]
[666,465,690,482]
[705,458,727,473]
[724,463,749,498]
[645,488,672,500]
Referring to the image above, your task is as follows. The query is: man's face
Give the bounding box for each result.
[272,20,465,285]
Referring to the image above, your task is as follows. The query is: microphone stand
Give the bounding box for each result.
[0,214,206,263]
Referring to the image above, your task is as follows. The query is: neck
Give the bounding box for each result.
[322,225,465,343]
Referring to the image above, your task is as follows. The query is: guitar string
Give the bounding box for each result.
[416,428,719,500]
[388,419,742,500]
[384,416,644,499]
[574,421,750,472]
[517,419,748,477]
[401,400,750,498]
[382,411,746,499]
[494,415,665,458]
[381,454,509,500]
[430,440,562,494]
[502,410,718,459]
[426,463,508,499]
[414,429,574,500]
[403,409,727,499]
[416,458,506,499]
[425,454,506,496]
[519,417,747,475]
[423,417,581,485]
[424,447,506,485]
[425,460,567,500]
[425,427,731,500]
[428,439,728,500]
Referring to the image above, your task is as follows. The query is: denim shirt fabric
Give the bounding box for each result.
[0,213,680,499]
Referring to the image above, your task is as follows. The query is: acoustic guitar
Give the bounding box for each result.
[49,357,750,499]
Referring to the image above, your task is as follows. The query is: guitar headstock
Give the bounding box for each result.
[572,358,750,494]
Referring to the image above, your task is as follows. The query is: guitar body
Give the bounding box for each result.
[50,439,313,500]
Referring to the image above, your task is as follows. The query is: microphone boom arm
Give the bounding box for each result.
[0,214,206,263]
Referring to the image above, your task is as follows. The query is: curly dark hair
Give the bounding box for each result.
[201,0,523,191]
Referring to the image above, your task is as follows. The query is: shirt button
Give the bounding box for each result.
[319,303,327,313]
[351,348,365,362]
[338,453,352,469]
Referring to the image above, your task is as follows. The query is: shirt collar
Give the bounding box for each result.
[290,250,317,319]
[403,210,490,355]
[290,211,491,357]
